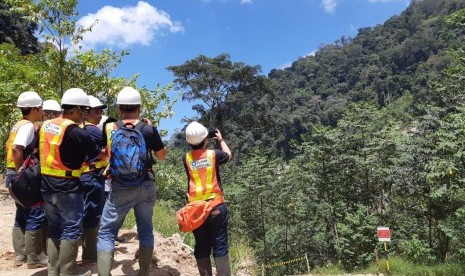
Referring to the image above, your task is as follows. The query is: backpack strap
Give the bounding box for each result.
[134,121,156,166]
[115,120,125,129]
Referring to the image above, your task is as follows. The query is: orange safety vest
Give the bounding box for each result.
[6,119,31,169]
[39,117,82,178]
[80,122,108,173]
[185,149,224,207]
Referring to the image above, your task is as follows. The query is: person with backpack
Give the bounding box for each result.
[40,88,102,276]
[5,91,48,269]
[183,121,232,276]
[97,87,167,276]
[79,95,108,262]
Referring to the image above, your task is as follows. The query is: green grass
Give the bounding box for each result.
[310,256,465,276]
[229,236,256,275]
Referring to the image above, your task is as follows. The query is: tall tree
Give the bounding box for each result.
[167,53,262,130]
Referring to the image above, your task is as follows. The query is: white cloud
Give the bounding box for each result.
[241,0,253,4]
[304,50,317,57]
[277,51,316,70]
[77,1,183,49]
[277,61,293,70]
[321,0,337,13]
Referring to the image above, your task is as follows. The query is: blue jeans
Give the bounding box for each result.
[6,169,45,231]
[193,203,229,259]
[97,180,155,252]
[42,192,84,240]
[81,173,105,228]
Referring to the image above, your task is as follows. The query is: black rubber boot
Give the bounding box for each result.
[82,227,98,262]
[25,229,48,268]
[12,227,26,267]
[196,257,213,276]
[137,247,153,276]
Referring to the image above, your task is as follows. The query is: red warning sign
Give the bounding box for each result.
[377,227,391,242]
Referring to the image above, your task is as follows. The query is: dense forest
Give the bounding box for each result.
[3,0,465,274]
[166,0,465,274]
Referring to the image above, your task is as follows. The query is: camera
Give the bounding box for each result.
[208,129,218,138]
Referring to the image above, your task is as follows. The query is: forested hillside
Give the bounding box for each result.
[174,0,465,160]
[167,0,465,274]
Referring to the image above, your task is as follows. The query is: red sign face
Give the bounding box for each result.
[377,227,391,241]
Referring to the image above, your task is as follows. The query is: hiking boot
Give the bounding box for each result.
[97,250,114,276]
[12,227,26,267]
[25,229,48,268]
[215,255,231,276]
[82,227,98,262]
[59,240,91,276]
[137,247,153,276]
[196,257,213,276]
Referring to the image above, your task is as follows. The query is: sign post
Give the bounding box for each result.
[377,227,391,273]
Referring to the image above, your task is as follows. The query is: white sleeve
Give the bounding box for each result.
[13,122,35,148]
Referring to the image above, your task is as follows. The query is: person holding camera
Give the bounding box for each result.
[183,121,232,276]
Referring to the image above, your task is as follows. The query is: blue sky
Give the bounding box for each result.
[76,0,411,137]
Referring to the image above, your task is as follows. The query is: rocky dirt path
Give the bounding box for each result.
[0,185,198,276]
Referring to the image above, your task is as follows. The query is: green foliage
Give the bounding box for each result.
[154,147,187,208]
[399,234,435,265]
[0,1,39,54]
[335,206,378,270]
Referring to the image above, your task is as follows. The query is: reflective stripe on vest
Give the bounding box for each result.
[6,119,31,169]
[81,122,108,173]
[39,118,82,178]
[186,150,224,203]
[105,122,118,157]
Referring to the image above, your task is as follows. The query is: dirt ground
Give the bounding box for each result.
[0,184,200,276]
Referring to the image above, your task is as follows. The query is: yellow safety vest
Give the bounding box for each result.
[6,119,31,169]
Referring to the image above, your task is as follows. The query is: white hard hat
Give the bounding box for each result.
[186,121,208,145]
[17,91,42,108]
[42,100,61,111]
[88,95,107,109]
[116,87,141,105]
[61,88,90,106]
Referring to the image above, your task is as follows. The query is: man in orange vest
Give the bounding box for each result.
[79,95,108,262]
[97,87,166,276]
[184,121,232,276]
[5,91,48,268]
[40,88,102,276]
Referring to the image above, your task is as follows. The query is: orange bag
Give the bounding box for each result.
[176,200,212,232]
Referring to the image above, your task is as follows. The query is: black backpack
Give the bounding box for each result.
[9,154,42,208]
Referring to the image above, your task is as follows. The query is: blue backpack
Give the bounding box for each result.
[109,121,151,186]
